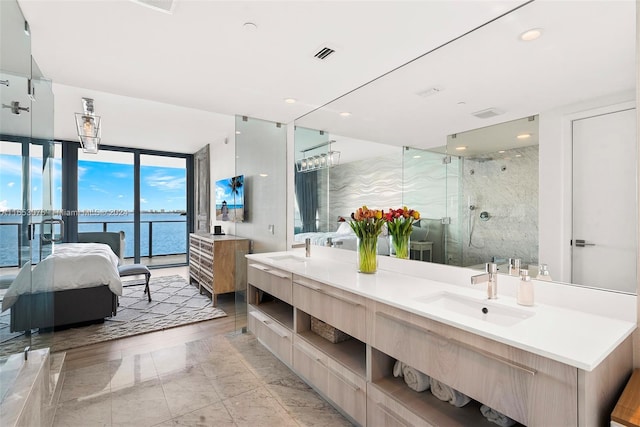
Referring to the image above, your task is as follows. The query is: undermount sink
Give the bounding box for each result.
[268,254,307,263]
[414,292,534,327]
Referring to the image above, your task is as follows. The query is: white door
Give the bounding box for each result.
[572,108,636,292]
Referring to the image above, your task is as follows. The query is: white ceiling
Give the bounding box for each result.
[16,0,534,152]
[295,0,636,153]
[15,1,637,156]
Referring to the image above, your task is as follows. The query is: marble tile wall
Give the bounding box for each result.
[459,145,539,267]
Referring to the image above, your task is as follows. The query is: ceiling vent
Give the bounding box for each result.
[314,46,336,60]
[131,0,175,13]
[472,108,504,119]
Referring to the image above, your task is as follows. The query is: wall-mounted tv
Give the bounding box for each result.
[215,175,244,222]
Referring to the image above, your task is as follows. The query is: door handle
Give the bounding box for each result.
[575,239,596,247]
[41,218,64,243]
[2,101,30,115]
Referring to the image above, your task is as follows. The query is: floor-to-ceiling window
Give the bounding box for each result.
[140,154,188,265]
[77,149,135,257]
[71,145,191,267]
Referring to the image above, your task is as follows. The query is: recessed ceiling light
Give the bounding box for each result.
[455,146,467,151]
[498,150,505,154]
[517,133,532,139]
[520,28,543,42]
[284,98,296,104]
[339,112,351,117]
[235,131,241,135]
[259,173,268,177]
[416,86,443,98]
[515,154,522,158]
[413,155,422,159]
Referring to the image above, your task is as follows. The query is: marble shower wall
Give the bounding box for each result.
[460,145,539,267]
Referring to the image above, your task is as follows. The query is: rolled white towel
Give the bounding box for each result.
[480,404,516,427]
[393,360,405,377]
[401,364,430,392]
[429,378,471,407]
[392,360,430,392]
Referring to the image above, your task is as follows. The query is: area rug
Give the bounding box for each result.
[0,275,227,357]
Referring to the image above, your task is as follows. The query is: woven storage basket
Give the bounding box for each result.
[310,316,351,343]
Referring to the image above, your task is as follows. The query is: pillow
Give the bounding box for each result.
[410,226,428,242]
[336,222,354,235]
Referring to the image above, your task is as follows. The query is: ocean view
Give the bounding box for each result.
[0,213,187,267]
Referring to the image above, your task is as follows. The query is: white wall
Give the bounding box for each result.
[210,136,237,236]
[538,92,636,284]
[52,83,235,154]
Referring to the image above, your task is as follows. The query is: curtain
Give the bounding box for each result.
[295,169,318,232]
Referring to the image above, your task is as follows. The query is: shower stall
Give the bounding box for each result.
[1,0,58,422]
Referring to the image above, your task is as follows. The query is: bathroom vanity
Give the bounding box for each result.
[246,250,636,426]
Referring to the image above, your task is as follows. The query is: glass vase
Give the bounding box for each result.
[390,234,410,259]
[357,235,378,273]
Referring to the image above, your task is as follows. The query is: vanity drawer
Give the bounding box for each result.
[292,276,366,342]
[248,262,293,304]
[370,301,578,426]
[326,358,366,426]
[293,336,329,395]
[367,382,434,427]
[248,308,292,366]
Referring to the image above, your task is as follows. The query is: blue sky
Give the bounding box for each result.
[0,154,186,212]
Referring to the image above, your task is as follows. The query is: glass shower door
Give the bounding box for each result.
[402,147,454,265]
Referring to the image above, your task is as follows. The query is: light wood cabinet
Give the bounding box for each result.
[189,233,249,306]
[247,261,295,368]
[293,275,367,342]
[370,300,578,426]
[247,258,632,427]
[248,263,293,304]
[248,307,292,366]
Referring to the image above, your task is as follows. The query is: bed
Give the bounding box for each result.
[295,222,391,254]
[2,232,124,332]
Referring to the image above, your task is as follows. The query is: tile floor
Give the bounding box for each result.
[51,267,353,427]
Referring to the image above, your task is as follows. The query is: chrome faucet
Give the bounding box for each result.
[471,262,498,299]
[291,238,311,257]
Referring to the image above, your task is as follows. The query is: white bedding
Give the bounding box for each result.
[295,228,390,254]
[1,243,123,312]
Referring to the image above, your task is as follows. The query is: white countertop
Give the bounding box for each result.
[246,251,636,371]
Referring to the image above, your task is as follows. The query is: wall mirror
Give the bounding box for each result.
[293,0,636,294]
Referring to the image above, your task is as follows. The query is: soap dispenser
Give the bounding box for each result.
[536,264,552,281]
[517,269,534,306]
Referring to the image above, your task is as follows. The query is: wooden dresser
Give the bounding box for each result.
[189,233,250,306]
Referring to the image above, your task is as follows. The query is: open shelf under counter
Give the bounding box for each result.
[296,330,366,378]
[370,376,514,427]
[250,300,293,330]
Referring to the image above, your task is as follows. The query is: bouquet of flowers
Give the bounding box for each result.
[350,206,385,273]
[385,206,421,259]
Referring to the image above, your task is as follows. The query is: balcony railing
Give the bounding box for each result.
[0,219,187,268]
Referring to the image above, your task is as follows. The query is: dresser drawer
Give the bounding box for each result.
[292,276,366,342]
[248,309,292,366]
[371,301,577,426]
[248,263,293,304]
[293,336,329,395]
